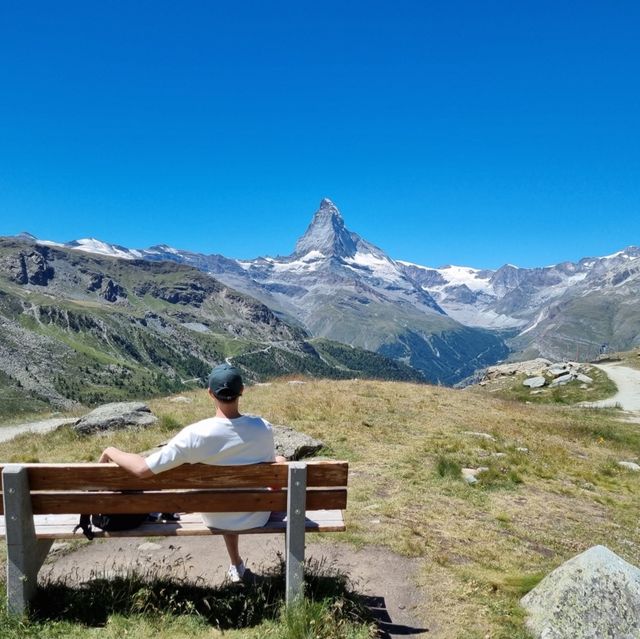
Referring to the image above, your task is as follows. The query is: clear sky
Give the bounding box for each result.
[1,1,639,269]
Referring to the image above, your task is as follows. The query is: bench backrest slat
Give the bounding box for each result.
[0,461,347,492]
[26,488,347,515]
[0,461,349,516]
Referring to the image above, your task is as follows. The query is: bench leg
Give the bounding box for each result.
[2,465,53,615]
[285,462,307,606]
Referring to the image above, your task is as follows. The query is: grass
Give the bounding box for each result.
[2,377,640,637]
[605,348,640,371]
[0,557,376,639]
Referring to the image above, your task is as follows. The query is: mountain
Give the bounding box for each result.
[400,247,640,360]
[21,198,639,381]
[0,237,424,417]
[22,199,508,385]
[223,199,509,384]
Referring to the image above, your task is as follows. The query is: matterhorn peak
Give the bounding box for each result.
[293,198,358,258]
[318,197,340,214]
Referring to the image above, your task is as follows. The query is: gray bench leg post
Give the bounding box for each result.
[3,465,53,615]
[285,462,307,606]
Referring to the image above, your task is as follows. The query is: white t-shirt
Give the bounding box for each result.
[145,414,276,531]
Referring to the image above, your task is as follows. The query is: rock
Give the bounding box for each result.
[619,461,640,472]
[523,376,546,388]
[530,390,544,395]
[516,447,529,453]
[461,467,489,484]
[463,431,496,441]
[549,373,575,387]
[492,452,507,458]
[73,402,158,435]
[273,425,324,460]
[521,545,640,639]
[483,358,552,380]
[169,396,193,403]
[576,373,593,384]
[547,363,570,377]
[287,380,306,386]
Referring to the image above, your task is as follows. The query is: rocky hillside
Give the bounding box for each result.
[0,238,423,416]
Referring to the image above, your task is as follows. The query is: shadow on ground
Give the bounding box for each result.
[29,560,371,632]
[362,595,430,637]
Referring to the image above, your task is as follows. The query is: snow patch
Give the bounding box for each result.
[343,251,402,280]
[519,309,547,336]
[69,238,142,260]
[431,265,493,293]
[37,240,66,248]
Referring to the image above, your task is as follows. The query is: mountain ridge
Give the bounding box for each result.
[9,199,639,374]
[0,237,425,417]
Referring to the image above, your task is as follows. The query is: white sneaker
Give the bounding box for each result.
[227,561,246,583]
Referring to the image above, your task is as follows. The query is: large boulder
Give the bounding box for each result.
[549,373,575,387]
[521,545,640,638]
[74,402,158,435]
[273,425,324,460]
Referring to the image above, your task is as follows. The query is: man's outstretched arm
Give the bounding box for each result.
[100,446,154,479]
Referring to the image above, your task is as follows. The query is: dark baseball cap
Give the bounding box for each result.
[208,364,243,400]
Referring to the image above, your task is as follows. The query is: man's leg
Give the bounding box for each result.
[223,533,242,566]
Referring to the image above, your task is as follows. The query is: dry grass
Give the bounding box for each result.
[2,378,640,638]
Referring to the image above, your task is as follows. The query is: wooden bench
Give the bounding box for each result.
[0,460,348,615]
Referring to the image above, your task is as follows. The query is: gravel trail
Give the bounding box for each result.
[582,363,640,411]
[0,417,77,443]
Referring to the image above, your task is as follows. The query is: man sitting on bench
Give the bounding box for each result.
[99,363,285,583]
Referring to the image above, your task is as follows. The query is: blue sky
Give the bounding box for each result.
[0,1,639,268]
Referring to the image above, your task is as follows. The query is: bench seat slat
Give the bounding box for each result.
[0,510,346,539]
[0,461,348,492]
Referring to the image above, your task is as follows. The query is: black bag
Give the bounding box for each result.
[74,513,149,540]
[74,512,181,540]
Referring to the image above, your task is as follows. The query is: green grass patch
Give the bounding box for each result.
[0,559,376,639]
[436,455,462,479]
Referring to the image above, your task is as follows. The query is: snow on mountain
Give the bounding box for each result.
[65,238,143,260]
[399,247,640,333]
[14,213,640,370]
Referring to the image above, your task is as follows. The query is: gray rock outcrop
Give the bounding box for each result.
[273,425,324,460]
[483,360,595,391]
[74,402,158,434]
[549,373,574,387]
[521,545,640,639]
[484,358,552,379]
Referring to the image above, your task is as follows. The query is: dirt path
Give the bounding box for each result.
[44,535,432,637]
[582,363,640,412]
[0,417,77,443]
